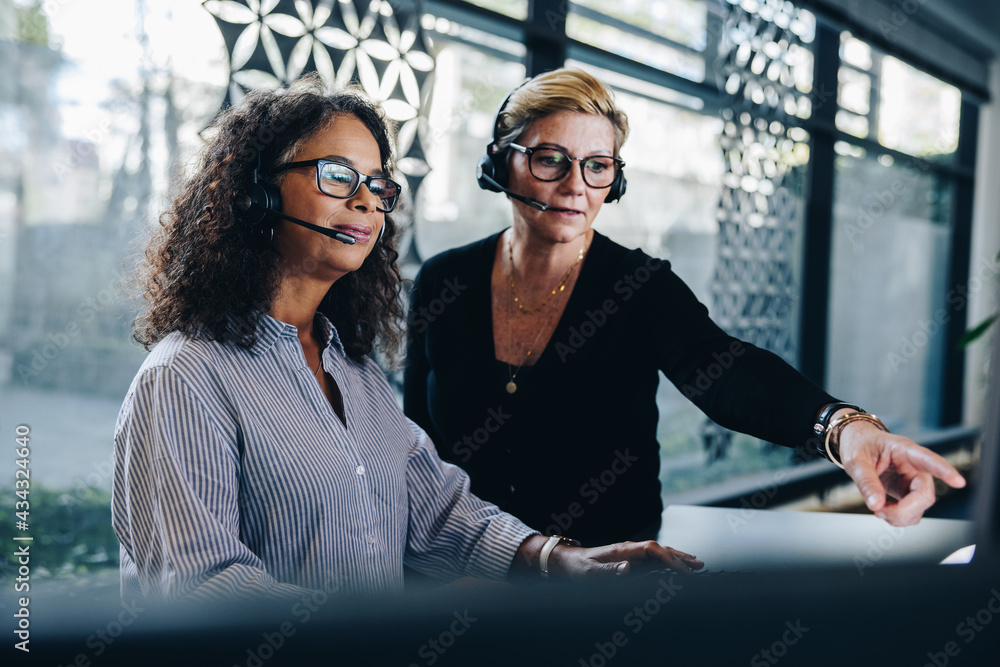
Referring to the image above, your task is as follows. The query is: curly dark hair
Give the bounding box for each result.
[133,74,404,365]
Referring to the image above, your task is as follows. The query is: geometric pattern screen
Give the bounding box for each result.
[705,1,814,462]
[203,0,435,261]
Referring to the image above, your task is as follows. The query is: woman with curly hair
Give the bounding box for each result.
[113,74,701,604]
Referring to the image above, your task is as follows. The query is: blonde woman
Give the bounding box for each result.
[404,68,964,546]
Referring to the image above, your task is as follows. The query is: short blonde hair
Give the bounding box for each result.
[496,68,629,156]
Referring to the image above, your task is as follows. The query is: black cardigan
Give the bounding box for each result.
[404,230,835,545]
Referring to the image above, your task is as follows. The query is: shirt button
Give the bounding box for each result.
[509,485,515,493]
[356,465,365,475]
[366,534,377,544]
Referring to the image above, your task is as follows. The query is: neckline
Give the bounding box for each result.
[485,229,602,368]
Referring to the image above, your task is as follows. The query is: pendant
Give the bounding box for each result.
[506,381,517,394]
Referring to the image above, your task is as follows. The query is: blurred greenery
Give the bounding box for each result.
[1,485,118,579]
[959,251,1000,349]
[16,1,50,46]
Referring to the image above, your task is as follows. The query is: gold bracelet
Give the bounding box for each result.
[824,412,889,469]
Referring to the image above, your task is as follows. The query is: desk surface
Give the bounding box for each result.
[658,504,974,572]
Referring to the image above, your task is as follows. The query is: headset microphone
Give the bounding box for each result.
[475,166,549,211]
[252,205,358,245]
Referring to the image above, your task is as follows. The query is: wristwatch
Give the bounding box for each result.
[812,402,860,459]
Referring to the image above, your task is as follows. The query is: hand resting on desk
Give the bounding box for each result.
[513,536,704,578]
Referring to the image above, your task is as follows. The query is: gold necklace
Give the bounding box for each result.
[505,295,552,394]
[503,234,587,393]
[508,236,585,315]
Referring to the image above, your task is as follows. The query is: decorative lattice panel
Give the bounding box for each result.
[704,0,814,462]
[203,0,434,263]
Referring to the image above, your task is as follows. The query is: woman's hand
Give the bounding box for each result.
[837,417,966,527]
[551,540,705,578]
[513,536,703,578]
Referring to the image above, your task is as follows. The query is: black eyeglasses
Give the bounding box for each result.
[276,159,401,213]
[509,143,624,189]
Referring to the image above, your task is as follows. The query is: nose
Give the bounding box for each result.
[558,159,587,194]
[349,182,381,212]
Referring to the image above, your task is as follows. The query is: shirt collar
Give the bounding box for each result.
[226,311,346,358]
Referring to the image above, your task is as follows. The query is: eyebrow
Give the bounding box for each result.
[533,142,615,157]
[322,154,388,178]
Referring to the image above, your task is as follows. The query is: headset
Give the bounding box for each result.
[248,152,281,227]
[475,84,627,204]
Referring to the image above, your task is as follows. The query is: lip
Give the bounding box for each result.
[545,206,584,215]
[331,224,373,243]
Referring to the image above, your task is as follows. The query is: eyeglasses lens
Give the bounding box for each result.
[319,162,400,212]
[529,149,617,188]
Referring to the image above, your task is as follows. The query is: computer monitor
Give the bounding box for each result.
[26,318,1000,666]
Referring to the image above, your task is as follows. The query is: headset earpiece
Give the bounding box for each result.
[248,151,281,227]
[604,169,627,203]
[476,88,521,193]
[476,146,504,192]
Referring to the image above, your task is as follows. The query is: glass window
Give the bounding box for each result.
[838,67,871,116]
[459,0,528,21]
[567,1,707,82]
[413,34,524,261]
[0,0,228,574]
[840,34,872,71]
[572,0,708,51]
[879,56,960,160]
[828,146,953,433]
[838,34,960,161]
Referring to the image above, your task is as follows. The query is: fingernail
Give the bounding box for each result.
[616,562,627,575]
[867,495,879,507]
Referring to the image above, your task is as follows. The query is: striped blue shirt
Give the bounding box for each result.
[112,313,537,602]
